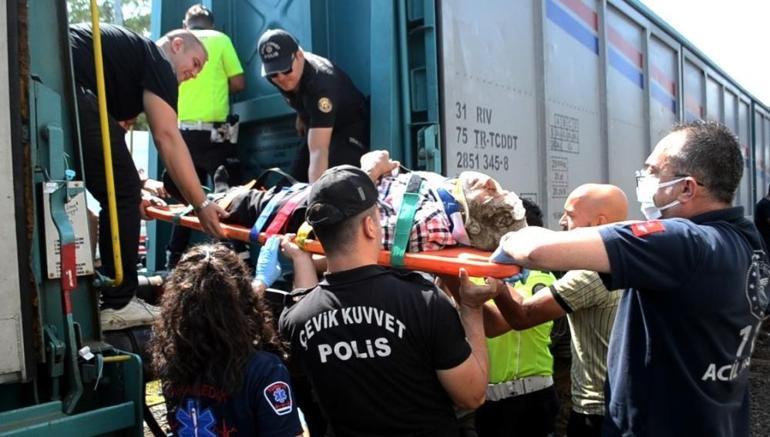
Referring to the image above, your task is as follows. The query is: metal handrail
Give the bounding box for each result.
[89,0,122,285]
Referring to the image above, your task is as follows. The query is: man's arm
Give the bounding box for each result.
[437,275,513,338]
[307,127,333,182]
[436,270,500,410]
[228,74,245,93]
[494,286,566,331]
[498,226,610,273]
[482,303,512,337]
[142,90,227,238]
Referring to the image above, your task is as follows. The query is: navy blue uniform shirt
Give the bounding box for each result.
[599,207,769,437]
[269,51,369,182]
[274,52,367,131]
[166,351,302,437]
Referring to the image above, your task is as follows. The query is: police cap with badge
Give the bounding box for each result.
[258,29,299,77]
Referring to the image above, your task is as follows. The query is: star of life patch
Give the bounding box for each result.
[263,381,293,415]
[631,220,666,237]
[318,97,333,113]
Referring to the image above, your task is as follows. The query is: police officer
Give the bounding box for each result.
[258,29,369,183]
[278,165,496,436]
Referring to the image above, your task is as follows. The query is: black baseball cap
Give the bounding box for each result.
[306,165,378,227]
[258,29,299,77]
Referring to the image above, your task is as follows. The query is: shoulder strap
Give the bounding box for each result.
[249,187,291,242]
[264,188,310,236]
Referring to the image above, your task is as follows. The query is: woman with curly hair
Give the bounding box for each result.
[151,243,302,436]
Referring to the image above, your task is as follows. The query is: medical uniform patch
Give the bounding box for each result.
[263,381,293,415]
[175,399,217,437]
[631,220,666,237]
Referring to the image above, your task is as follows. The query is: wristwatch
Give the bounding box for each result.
[195,199,213,211]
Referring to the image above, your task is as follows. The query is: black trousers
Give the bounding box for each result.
[290,122,368,183]
[566,410,604,437]
[164,130,243,268]
[474,385,559,437]
[76,87,140,310]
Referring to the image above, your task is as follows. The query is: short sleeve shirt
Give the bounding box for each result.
[178,29,243,122]
[598,207,769,437]
[271,52,367,130]
[279,265,470,437]
[549,270,619,415]
[69,23,178,121]
[166,351,303,436]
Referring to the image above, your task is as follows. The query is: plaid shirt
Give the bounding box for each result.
[377,173,457,252]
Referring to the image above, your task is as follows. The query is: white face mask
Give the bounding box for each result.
[635,172,686,220]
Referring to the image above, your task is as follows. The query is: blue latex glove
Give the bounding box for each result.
[504,268,531,285]
[490,245,518,264]
[255,236,282,287]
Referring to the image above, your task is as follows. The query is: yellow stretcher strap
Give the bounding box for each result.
[295,222,314,250]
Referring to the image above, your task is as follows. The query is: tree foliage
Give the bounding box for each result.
[67,0,151,36]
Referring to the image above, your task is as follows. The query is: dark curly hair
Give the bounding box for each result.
[150,243,287,396]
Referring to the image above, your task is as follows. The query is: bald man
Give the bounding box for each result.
[486,184,627,437]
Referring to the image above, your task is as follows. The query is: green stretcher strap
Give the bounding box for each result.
[391,173,422,267]
[172,204,195,225]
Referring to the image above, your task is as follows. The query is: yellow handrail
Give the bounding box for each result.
[90,0,122,286]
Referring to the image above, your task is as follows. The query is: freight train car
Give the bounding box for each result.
[148,0,768,262]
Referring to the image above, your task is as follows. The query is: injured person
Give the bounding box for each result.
[188,150,527,252]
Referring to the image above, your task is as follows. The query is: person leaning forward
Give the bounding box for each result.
[164,4,246,269]
[258,29,369,183]
[278,165,499,436]
[69,24,227,332]
[492,121,770,437]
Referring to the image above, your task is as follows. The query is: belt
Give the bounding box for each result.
[486,375,553,402]
[178,121,222,131]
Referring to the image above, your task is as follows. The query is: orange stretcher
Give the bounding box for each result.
[145,205,520,278]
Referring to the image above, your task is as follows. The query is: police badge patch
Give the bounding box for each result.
[261,42,281,59]
[318,97,333,113]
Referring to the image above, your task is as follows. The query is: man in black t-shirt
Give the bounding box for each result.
[279,165,500,436]
[69,24,228,331]
[754,185,770,250]
[258,29,369,183]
